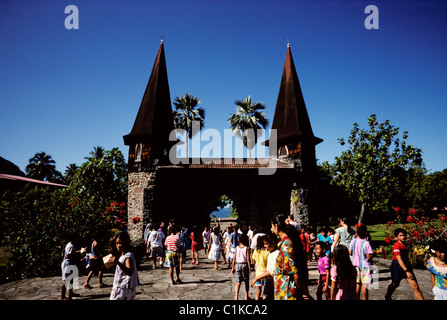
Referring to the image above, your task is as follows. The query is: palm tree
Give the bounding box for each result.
[25,151,62,182]
[85,146,105,161]
[64,163,79,184]
[228,96,269,158]
[172,93,205,158]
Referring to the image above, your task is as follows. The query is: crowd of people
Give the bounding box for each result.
[59,214,447,301]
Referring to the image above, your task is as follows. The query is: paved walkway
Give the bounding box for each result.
[0,254,435,301]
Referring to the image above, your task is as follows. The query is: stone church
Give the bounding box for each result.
[123,41,322,241]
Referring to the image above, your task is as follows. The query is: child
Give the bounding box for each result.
[426,239,447,300]
[164,226,183,285]
[83,237,106,289]
[202,226,211,256]
[316,228,327,243]
[108,232,139,300]
[330,245,358,300]
[315,241,330,300]
[227,227,239,268]
[300,227,312,265]
[384,228,424,300]
[263,233,280,300]
[232,233,251,300]
[309,228,318,261]
[251,234,269,300]
[250,233,279,301]
[190,229,201,265]
[60,233,85,300]
[326,228,334,254]
[208,226,223,271]
[178,226,188,270]
[349,224,373,300]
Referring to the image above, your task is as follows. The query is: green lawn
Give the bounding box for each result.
[367,224,388,252]
[368,224,388,241]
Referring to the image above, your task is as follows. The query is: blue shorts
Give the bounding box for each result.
[254,278,265,287]
[390,260,412,285]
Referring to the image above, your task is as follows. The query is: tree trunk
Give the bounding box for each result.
[358,203,366,224]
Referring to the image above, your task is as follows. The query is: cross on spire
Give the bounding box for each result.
[287,37,290,48]
[161,35,166,43]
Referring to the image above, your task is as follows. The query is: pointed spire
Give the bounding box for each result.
[270,44,322,146]
[123,41,174,148]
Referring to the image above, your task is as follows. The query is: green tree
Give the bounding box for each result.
[64,163,79,184]
[172,93,205,158]
[228,96,268,158]
[217,194,238,218]
[0,147,128,281]
[25,152,62,182]
[322,114,424,223]
[413,169,447,214]
[69,147,128,206]
[85,146,105,161]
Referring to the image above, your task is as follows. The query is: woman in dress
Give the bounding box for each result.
[331,217,355,251]
[427,239,447,300]
[271,214,310,300]
[190,229,201,265]
[208,226,223,270]
[108,232,139,300]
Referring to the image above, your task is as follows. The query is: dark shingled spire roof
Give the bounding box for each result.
[266,45,322,146]
[123,41,174,146]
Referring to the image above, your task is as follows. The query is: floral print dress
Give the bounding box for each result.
[427,257,447,300]
[274,236,298,300]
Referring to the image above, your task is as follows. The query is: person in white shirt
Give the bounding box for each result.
[202,226,211,256]
[147,223,165,268]
[249,233,279,300]
[287,215,301,232]
[108,232,139,300]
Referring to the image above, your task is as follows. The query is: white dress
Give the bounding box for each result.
[110,252,139,300]
[208,233,222,262]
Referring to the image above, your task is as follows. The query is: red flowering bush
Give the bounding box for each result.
[384,236,394,244]
[105,202,127,231]
[384,207,447,267]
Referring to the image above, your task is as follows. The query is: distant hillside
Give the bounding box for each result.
[0,157,25,176]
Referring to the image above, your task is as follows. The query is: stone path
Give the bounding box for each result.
[0,254,435,301]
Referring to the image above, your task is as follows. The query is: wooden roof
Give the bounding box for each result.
[264,45,322,146]
[123,41,175,146]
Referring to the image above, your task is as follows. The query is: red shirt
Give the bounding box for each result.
[300,233,311,252]
[392,241,408,260]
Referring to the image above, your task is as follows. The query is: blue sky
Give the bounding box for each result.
[1,0,446,174]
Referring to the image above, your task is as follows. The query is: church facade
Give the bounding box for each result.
[123,41,322,241]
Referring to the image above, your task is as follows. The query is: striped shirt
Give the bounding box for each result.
[164,235,183,251]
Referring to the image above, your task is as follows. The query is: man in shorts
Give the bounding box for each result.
[147,223,165,268]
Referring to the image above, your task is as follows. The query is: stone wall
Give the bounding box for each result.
[290,187,310,227]
[127,171,156,242]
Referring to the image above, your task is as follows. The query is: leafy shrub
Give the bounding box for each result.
[383,207,446,268]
